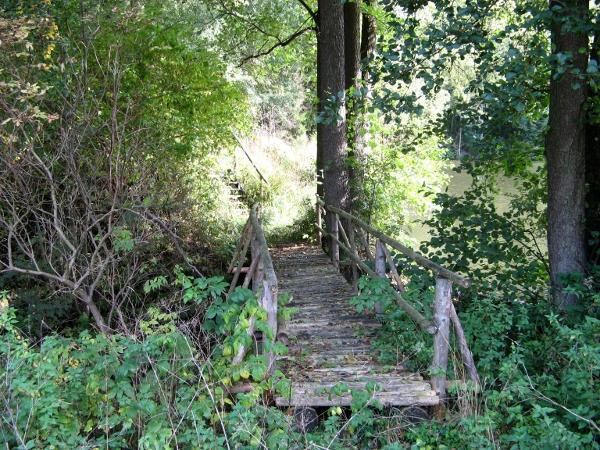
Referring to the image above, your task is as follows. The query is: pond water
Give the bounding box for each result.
[408,162,528,245]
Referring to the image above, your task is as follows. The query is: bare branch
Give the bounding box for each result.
[240,26,314,65]
[297,0,318,24]
[126,207,203,277]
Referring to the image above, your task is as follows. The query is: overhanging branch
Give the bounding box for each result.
[240,26,314,65]
[297,0,318,24]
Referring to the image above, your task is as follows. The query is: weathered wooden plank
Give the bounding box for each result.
[285,372,424,383]
[287,316,380,325]
[292,330,377,340]
[288,338,372,348]
[276,390,439,407]
[288,380,432,393]
[271,244,440,409]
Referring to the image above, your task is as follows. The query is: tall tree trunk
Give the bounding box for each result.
[586,30,600,263]
[360,0,377,84]
[351,0,377,215]
[318,0,349,239]
[317,33,325,198]
[345,1,362,212]
[546,0,589,309]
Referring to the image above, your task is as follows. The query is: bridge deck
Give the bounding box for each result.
[271,245,439,408]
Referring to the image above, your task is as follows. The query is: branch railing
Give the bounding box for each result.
[315,195,480,402]
[227,205,279,374]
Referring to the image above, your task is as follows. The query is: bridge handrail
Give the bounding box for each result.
[316,197,470,287]
[227,205,278,374]
[315,195,480,401]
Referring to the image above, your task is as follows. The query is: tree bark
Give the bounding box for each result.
[546,0,589,309]
[352,0,377,214]
[318,0,350,242]
[360,0,377,83]
[345,1,362,212]
[316,23,325,198]
[586,28,600,263]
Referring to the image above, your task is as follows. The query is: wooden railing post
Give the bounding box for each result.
[450,303,481,386]
[374,239,386,315]
[316,200,322,246]
[227,226,252,297]
[249,206,279,374]
[251,232,264,294]
[348,221,359,293]
[260,280,278,374]
[431,277,452,411]
[230,206,281,378]
[314,197,479,406]
[331,213,340,269]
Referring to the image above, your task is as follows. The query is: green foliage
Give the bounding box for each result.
[353,112,451,244]
[352,276,434,372]
[376,0,550,167]
[3,0,600,448]
[353,263,599,447]
[209,0,316,131]
[1,282,417,449]
[1,307,224,448]
[0,274,296,448]
[423,167,548,302]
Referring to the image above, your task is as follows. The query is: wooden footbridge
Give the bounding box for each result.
[227,199,479,413]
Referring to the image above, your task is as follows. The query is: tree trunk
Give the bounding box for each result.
[316,25,325,198]
[318,0,349,241]
[586,29,600,263]
[546,0,589,309]
[360,0,377,84]
[352,0,377,215]
[345,1,362,212]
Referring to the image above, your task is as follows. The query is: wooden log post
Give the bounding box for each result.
[431,277,452,413]
[316,201,323,246]
[242,254,260,289]
[251,233,264,294]
[227,228,252,296]
[249,206,279,375]
[331,213,340,269]
[260,280,278,374]
[449,303,480,387]
[374,239,386,315]
[381,243,406,292]
[348,221,359,293]
[227,219,251,273]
